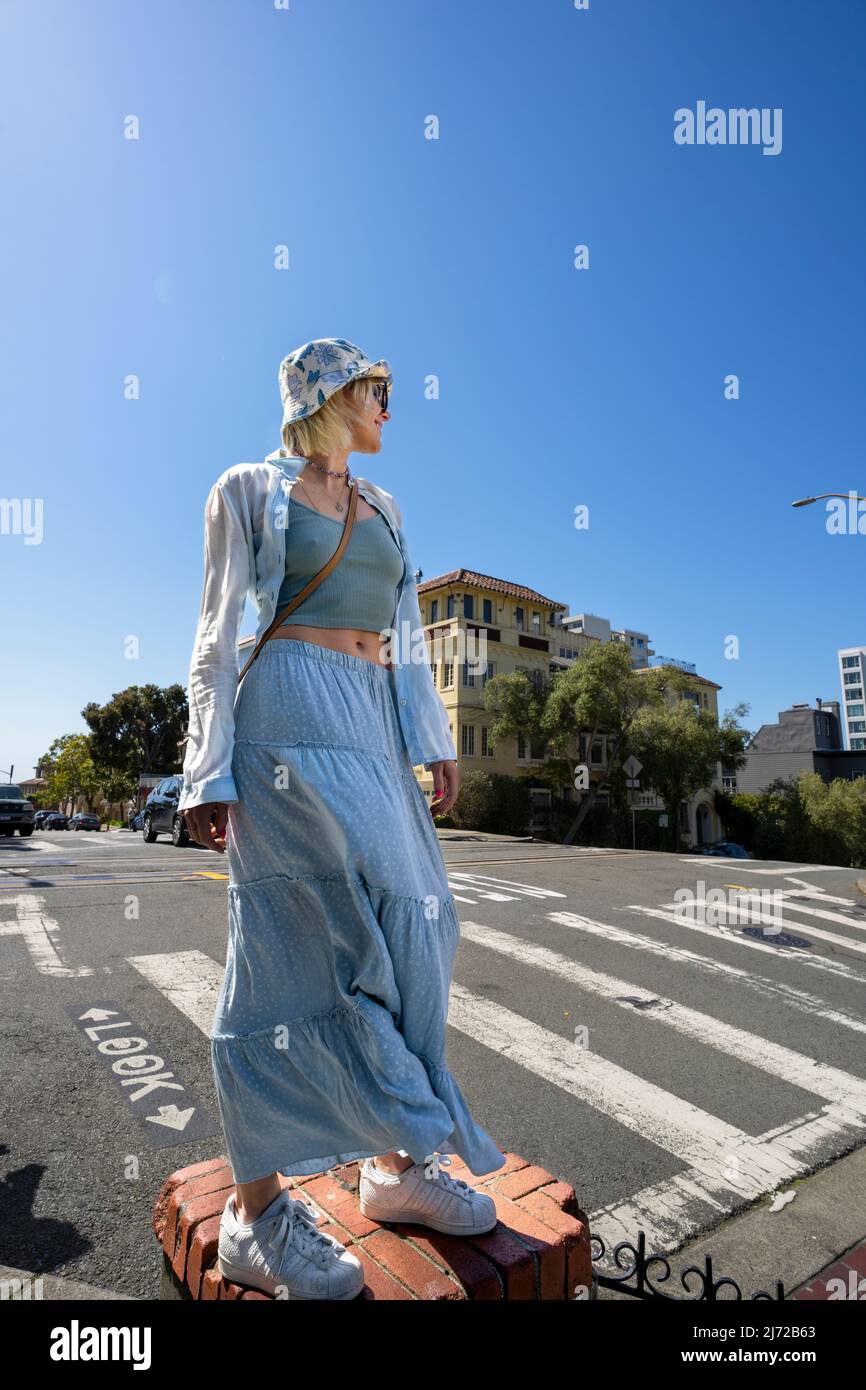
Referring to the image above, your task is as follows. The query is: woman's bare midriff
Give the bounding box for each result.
[268,624,393,670]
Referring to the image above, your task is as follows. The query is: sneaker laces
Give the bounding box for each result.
[422,1152,472,1197]
[265,1196,340,1271]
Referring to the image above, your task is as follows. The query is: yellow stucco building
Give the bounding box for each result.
[414,567,724,846]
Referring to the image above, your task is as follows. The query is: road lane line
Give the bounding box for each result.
[447,872,567,900]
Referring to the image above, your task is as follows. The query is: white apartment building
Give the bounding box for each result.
[838,646,866,750]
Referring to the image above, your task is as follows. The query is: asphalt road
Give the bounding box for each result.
[1,827,865,1299]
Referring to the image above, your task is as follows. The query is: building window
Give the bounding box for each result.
[844,671,860,684]
[517,733,525,759]
[848,703,865,716]
[430,598,438,622]
[637,638,645,648]
[481,726,493,757]
[483,598,492,623]
[515,606,524,631]
[431,661,438,687]
[590,740,604,764]
[530,736,546,759]
[462,660,475,688]
[846,691,863,703]
[531,611,541,634]
[842,656,860,668]
[447,595,455,618]
[443,662,454,688]
[852,738,866,750]
[481,661,494,687]
[679,801,689,829]
[461,724,475,756]
[463,594,474,619]
[849,720,866,733]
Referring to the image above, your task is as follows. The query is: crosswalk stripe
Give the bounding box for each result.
[762,893,866,933]
[0,893,94,978]
[626,905,866,985]
[588,1104,857,1255]
[782,879,863,906]
[446,984,859,1188]
[659,899,866,958]
[126,950,223,1035]
[457,920,866,1114]
[544,910,866,1035]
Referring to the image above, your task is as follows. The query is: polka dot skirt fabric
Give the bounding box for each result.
[211,637,505,1185]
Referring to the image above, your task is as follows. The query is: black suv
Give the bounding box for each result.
[0,784,35,836]
[142,776,189,847]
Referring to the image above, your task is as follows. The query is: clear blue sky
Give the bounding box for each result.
[3,0,865,783]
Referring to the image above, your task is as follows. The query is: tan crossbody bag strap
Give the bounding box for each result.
[236,479,359,688]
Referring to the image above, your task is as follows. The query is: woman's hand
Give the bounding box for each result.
[429,760,459,818]
[183,802,230,853]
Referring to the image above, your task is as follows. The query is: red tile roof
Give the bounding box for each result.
[416,568,568,609]
[634,667,721,690]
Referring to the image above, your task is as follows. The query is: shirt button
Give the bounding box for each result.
[400,698,407,706]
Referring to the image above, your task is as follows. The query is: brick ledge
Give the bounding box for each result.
[153,1151,593,1300]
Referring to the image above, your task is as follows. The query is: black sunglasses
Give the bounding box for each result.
[370,380,389,412]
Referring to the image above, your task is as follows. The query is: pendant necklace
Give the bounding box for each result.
[298,458,352,513]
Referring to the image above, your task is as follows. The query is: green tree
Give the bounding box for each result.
[798,770,866,867]
[41,734,101,812]
[82,683,188,781]
[452,770,531,836]
[483,644,664,844]
[630,699,724,851]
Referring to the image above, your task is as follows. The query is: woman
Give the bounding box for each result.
[179,338,505,1299]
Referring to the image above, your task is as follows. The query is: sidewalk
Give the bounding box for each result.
[596,1144,866,1301]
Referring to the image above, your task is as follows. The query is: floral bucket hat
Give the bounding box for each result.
[278,338,393,432]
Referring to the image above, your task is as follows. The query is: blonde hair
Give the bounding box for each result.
[281,376,383,457]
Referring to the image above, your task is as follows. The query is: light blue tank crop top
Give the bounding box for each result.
[275,494,405,631]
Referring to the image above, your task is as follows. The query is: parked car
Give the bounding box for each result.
[0,784,35,836]
[142,775,189,846]
[700,841,752,859]
[42,812,69,830]
[34,809,53,828]
[69,812,101,831]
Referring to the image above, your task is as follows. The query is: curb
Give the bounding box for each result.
[153,1151,593,1300]
[656,1144,866,1301]
[0,1264,140,1301]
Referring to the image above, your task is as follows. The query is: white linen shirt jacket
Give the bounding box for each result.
[177,450,458,813]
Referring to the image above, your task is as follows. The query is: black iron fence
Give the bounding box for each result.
[590,1229,786,1301]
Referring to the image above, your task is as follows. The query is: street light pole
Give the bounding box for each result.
[792,492,866,507]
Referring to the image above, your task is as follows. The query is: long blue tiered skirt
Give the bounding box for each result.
[210,637,506,1185]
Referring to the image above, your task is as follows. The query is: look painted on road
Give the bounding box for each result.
[65,1004,218,1150]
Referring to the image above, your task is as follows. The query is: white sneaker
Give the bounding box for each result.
[358,1152,497,1236]
[217,1189,365,1300]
